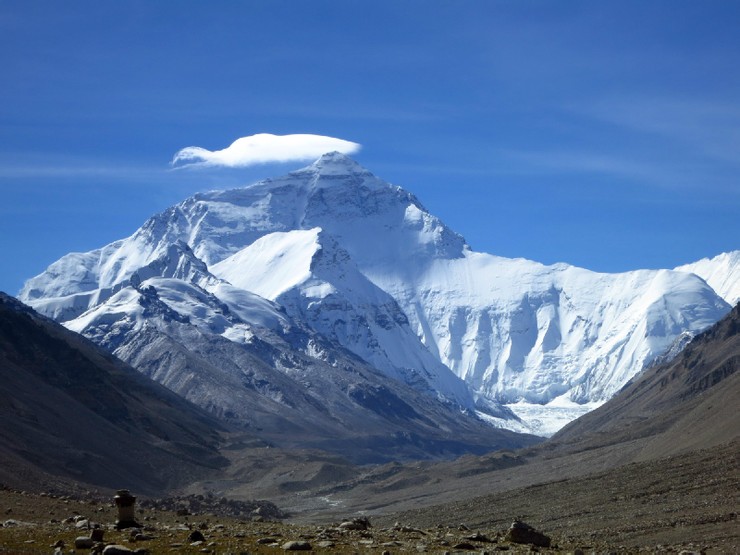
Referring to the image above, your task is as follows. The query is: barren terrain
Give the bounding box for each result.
[2,439,737,554]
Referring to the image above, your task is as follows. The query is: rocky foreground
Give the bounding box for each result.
[0,483,730,555]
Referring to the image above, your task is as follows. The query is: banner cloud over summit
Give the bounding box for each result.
[172,133,361,168]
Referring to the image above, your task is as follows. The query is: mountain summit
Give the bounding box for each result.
[306,150,375,176]
[20,154,735,435]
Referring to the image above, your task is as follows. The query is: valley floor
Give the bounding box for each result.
[1,440,736,554]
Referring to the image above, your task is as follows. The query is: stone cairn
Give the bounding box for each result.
[114,489,142,530]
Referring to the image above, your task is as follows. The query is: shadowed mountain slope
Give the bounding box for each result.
[0,292,228,494]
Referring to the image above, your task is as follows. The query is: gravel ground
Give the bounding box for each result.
[376,441,739,554]
[0,487,628,554]
[1,441,736,554]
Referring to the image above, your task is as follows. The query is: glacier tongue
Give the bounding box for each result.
[19,152,737,434]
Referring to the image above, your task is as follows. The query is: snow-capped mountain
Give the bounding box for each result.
[675,251,740,307]
[20,153,735,435]
[33,253,532,462]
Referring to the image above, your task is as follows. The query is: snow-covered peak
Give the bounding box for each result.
[675,250,740,306]
[308,151,373,177]
[18,156,738,435]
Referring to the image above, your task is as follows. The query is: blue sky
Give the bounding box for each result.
[1,1,739,295]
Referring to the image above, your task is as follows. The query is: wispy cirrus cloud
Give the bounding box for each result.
[570,96,740,165]
[171,133,361,169]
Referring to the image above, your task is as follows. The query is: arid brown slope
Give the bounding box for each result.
[377,439,738,552]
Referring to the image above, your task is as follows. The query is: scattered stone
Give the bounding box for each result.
[505,520,551,548]
[75,536,95,549]
[188,529,206,542]
[453,541,477,549]
[394,524,427,535]
[466,531,494,542]
[338,516,371,530]
[282,540,312,550]
[91,528,105,542]
[102,546,135,555]
[257,537,278,544]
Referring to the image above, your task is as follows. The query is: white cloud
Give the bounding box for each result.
[171,133,361,168]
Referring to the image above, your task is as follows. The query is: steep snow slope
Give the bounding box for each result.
[675,250,740,306]
[19,153,735,434]
[211,228,476,408]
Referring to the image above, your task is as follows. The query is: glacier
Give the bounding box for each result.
[20,152,735,435]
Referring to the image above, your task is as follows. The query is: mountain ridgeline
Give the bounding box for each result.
[19,153,737,439]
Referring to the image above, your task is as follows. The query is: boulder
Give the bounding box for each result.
[505,520,551,547]
[188,530,206,542]
[74,536,95,549]
[282,540,312,551]
[102,546,134,555]
[338,516,371,530]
